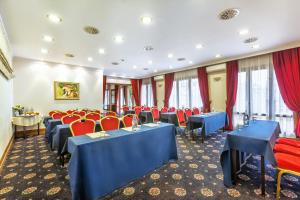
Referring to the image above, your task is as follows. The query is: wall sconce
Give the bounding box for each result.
[214,77,221,82]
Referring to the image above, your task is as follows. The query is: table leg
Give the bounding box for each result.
[14,124,17,138]
[201,128,205,143]
[23,126,26,139]
[38,123,40,135]
[261,155,265,196]
[231,149,237,184]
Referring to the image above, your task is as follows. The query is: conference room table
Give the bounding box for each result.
[67,122,178,200]
[159,112,178,126]
[220,120,281,196]
[124,110,135,115]
[139,111,153,123]
[45,119,62,144]
[43,116,52,127]
[187,112,227,142]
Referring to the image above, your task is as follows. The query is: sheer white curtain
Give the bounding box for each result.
[141,78,153,107]
[141,84,147,106]
[191,78,203,108]
[178,79,189,108]
[233,71,247,127]
[169,81,177,108]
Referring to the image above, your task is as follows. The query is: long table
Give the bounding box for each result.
[187,112,227,142]
[220,120,281,196]
[68,123,178,200]
[160,112,178,126]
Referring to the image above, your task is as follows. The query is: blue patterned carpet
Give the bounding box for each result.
[0,132,299,200]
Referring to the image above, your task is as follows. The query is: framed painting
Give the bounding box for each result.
[54,81,80,100]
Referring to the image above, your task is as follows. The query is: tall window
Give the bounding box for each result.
[127,86,133,107]
[178,79,189,108]
[169,81,177,108]
[141,83,153,107]
[119,86,125,108]
[191,78,203,108]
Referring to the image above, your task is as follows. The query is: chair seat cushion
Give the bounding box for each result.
[275,153,300,172]
[179,122,186,127]
[276,138,300,148]
[274,143,300,157]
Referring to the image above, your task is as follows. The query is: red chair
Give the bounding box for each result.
[134,106,142,117]
[141,106,145,110]
[52,112,67,120]
[276,138,300,148]
[94,110,101,114]
[86,112,101,121]
[144,107,151,111]
[49,110,60,117]
[193,107,201,115]
[161,107,168,113]
[185,108,193,118]
[82,109,89,113]
[151,108,160,122]
[70,119,96,136]
[61,114,81,124]
[122,106,129,113]
[169,107,176,112]
[73,111,86,117]
[105,111,117,117]
[274,153,300,199]
[100,116,120,131]
[274,143,300,157]
[66,110,75,114]
[176,109,187,130]
[122,114,134,127]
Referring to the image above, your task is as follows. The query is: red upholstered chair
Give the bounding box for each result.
[49,110,60,117]
[276,138,300,148]
[134,106,142,117]
[185,108,193,118]
[66,110,75,114]
[82,109,89,113]
[52,112,67,120]
[122,106,129,113]
[274,153,300,199]
[274,143,300,157]
[100,116,120,131]
[161,107,168,113]
[70,119,96,136]
[141,106,145,110]
[73,111,86,117]
[193,107,201,115]
[86,112,101,121]
[176,109,187,130]
[105,111,117,117]
[169,107,176,112]
[151,107,160,122]
[122,114,134,128]
[152,106,157,109]
[143,107,151,111]
[61,114,81,124]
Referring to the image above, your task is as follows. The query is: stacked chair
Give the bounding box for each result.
[273,138,300,199]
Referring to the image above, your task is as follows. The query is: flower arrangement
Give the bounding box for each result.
[12,104,24,116]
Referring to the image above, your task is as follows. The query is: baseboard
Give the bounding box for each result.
[0,134,14,174]
[15,128,45,138]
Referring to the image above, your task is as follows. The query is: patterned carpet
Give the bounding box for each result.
[0,132,299,200]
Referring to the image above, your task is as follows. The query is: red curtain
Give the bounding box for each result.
[114,85,119,112]
[139,79,143,105]
[124,86,128,105]
[197,67,210,112]
[225,60,239,130]
[272,47,300,137]
[151,77,157,106]
[164,73,174,107]
[103,75,107,104]
[131,79,140,106]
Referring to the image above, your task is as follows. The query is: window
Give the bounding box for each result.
[178,79,189,108]
[233,72,247,126]
[169,81,177,108]
[127,86,133,107]
[141,84,153,107]
[119,86,125,108]
[191,78,203,108]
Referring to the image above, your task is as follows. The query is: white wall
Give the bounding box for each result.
[156,80,164,108]
[0,73,13,159]
[208,71,226,111]
[13,57,103,117]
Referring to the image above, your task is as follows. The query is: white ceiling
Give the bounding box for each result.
[1,0,300,78]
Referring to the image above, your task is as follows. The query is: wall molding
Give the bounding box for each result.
[0,48,13,79]
[0,134,14,173]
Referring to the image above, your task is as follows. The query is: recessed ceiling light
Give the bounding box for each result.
[154,69,158,72]
[252,44,260,49]
[41,48,48,54]
[141,16,152,25]
[43,35,54,42]
[196,44,203,49]
[65,53,74,58]
[114,35,124,43]
[148,60,153,65]
[215,54,221,58]
[244,37,258,43]
[84,26,99,35]
[133,65,137,69]
[144,45,154,51]
[177,57,186,61]
[98,48,105,54]
[46,14,62,24]
[168,53,173,58]
[169,65,173,69]
[189,61,193,64]
[218,8,240,20]
[239,29,249,35]
[88,57,93,62]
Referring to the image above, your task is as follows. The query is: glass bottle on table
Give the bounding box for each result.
[132,115,138,131]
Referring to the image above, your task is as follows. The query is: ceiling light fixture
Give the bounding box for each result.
[43,35,54,42]
[98,48,105,54]
[114,35,124,43]
[189,61,193,64]
[148,60,153,65]
[141,16,152,25]
[133,65,137,69]
[239,29,249,35]
[154,69,158,73]
[196,44,203,49]
[169,65,173,69]
[218,8,240,20]
[41,48,48,54]
[88,57,93,62]
[252,44,260,49]
[215,54,221,58]
[168,53,173,58]
[46,14,62,24]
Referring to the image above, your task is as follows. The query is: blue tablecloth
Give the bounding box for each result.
[45,119,62,142]
[139,111,153,123]
[68,123,178,200]
[160,112,178,126]
[220,120,281,187]
[188,112,227,135]
[43,116,52,127]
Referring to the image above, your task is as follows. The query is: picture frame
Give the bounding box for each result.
[54,81,80,100]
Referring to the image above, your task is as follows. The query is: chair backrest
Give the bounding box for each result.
[122,106,129,112]
[134,106,142,116]
[94,110,101,114]
[193,107,200,115]
[122,114,134,128]
[86,112,101,121]
[185,108,193,118]
[73,111,86,117]
[66,110,75,114]
[52,112,67,120]
[105,111,117,117]
[143,107,151,111]
[70,119,96,136]
[100,116,120,131]
[169,107,176,112]
[49,110,59,117]
[151,108,159,121]
[176,109,186,124]
[161,107,168,113]
[61,114,81,124]
[141,106,145,110]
